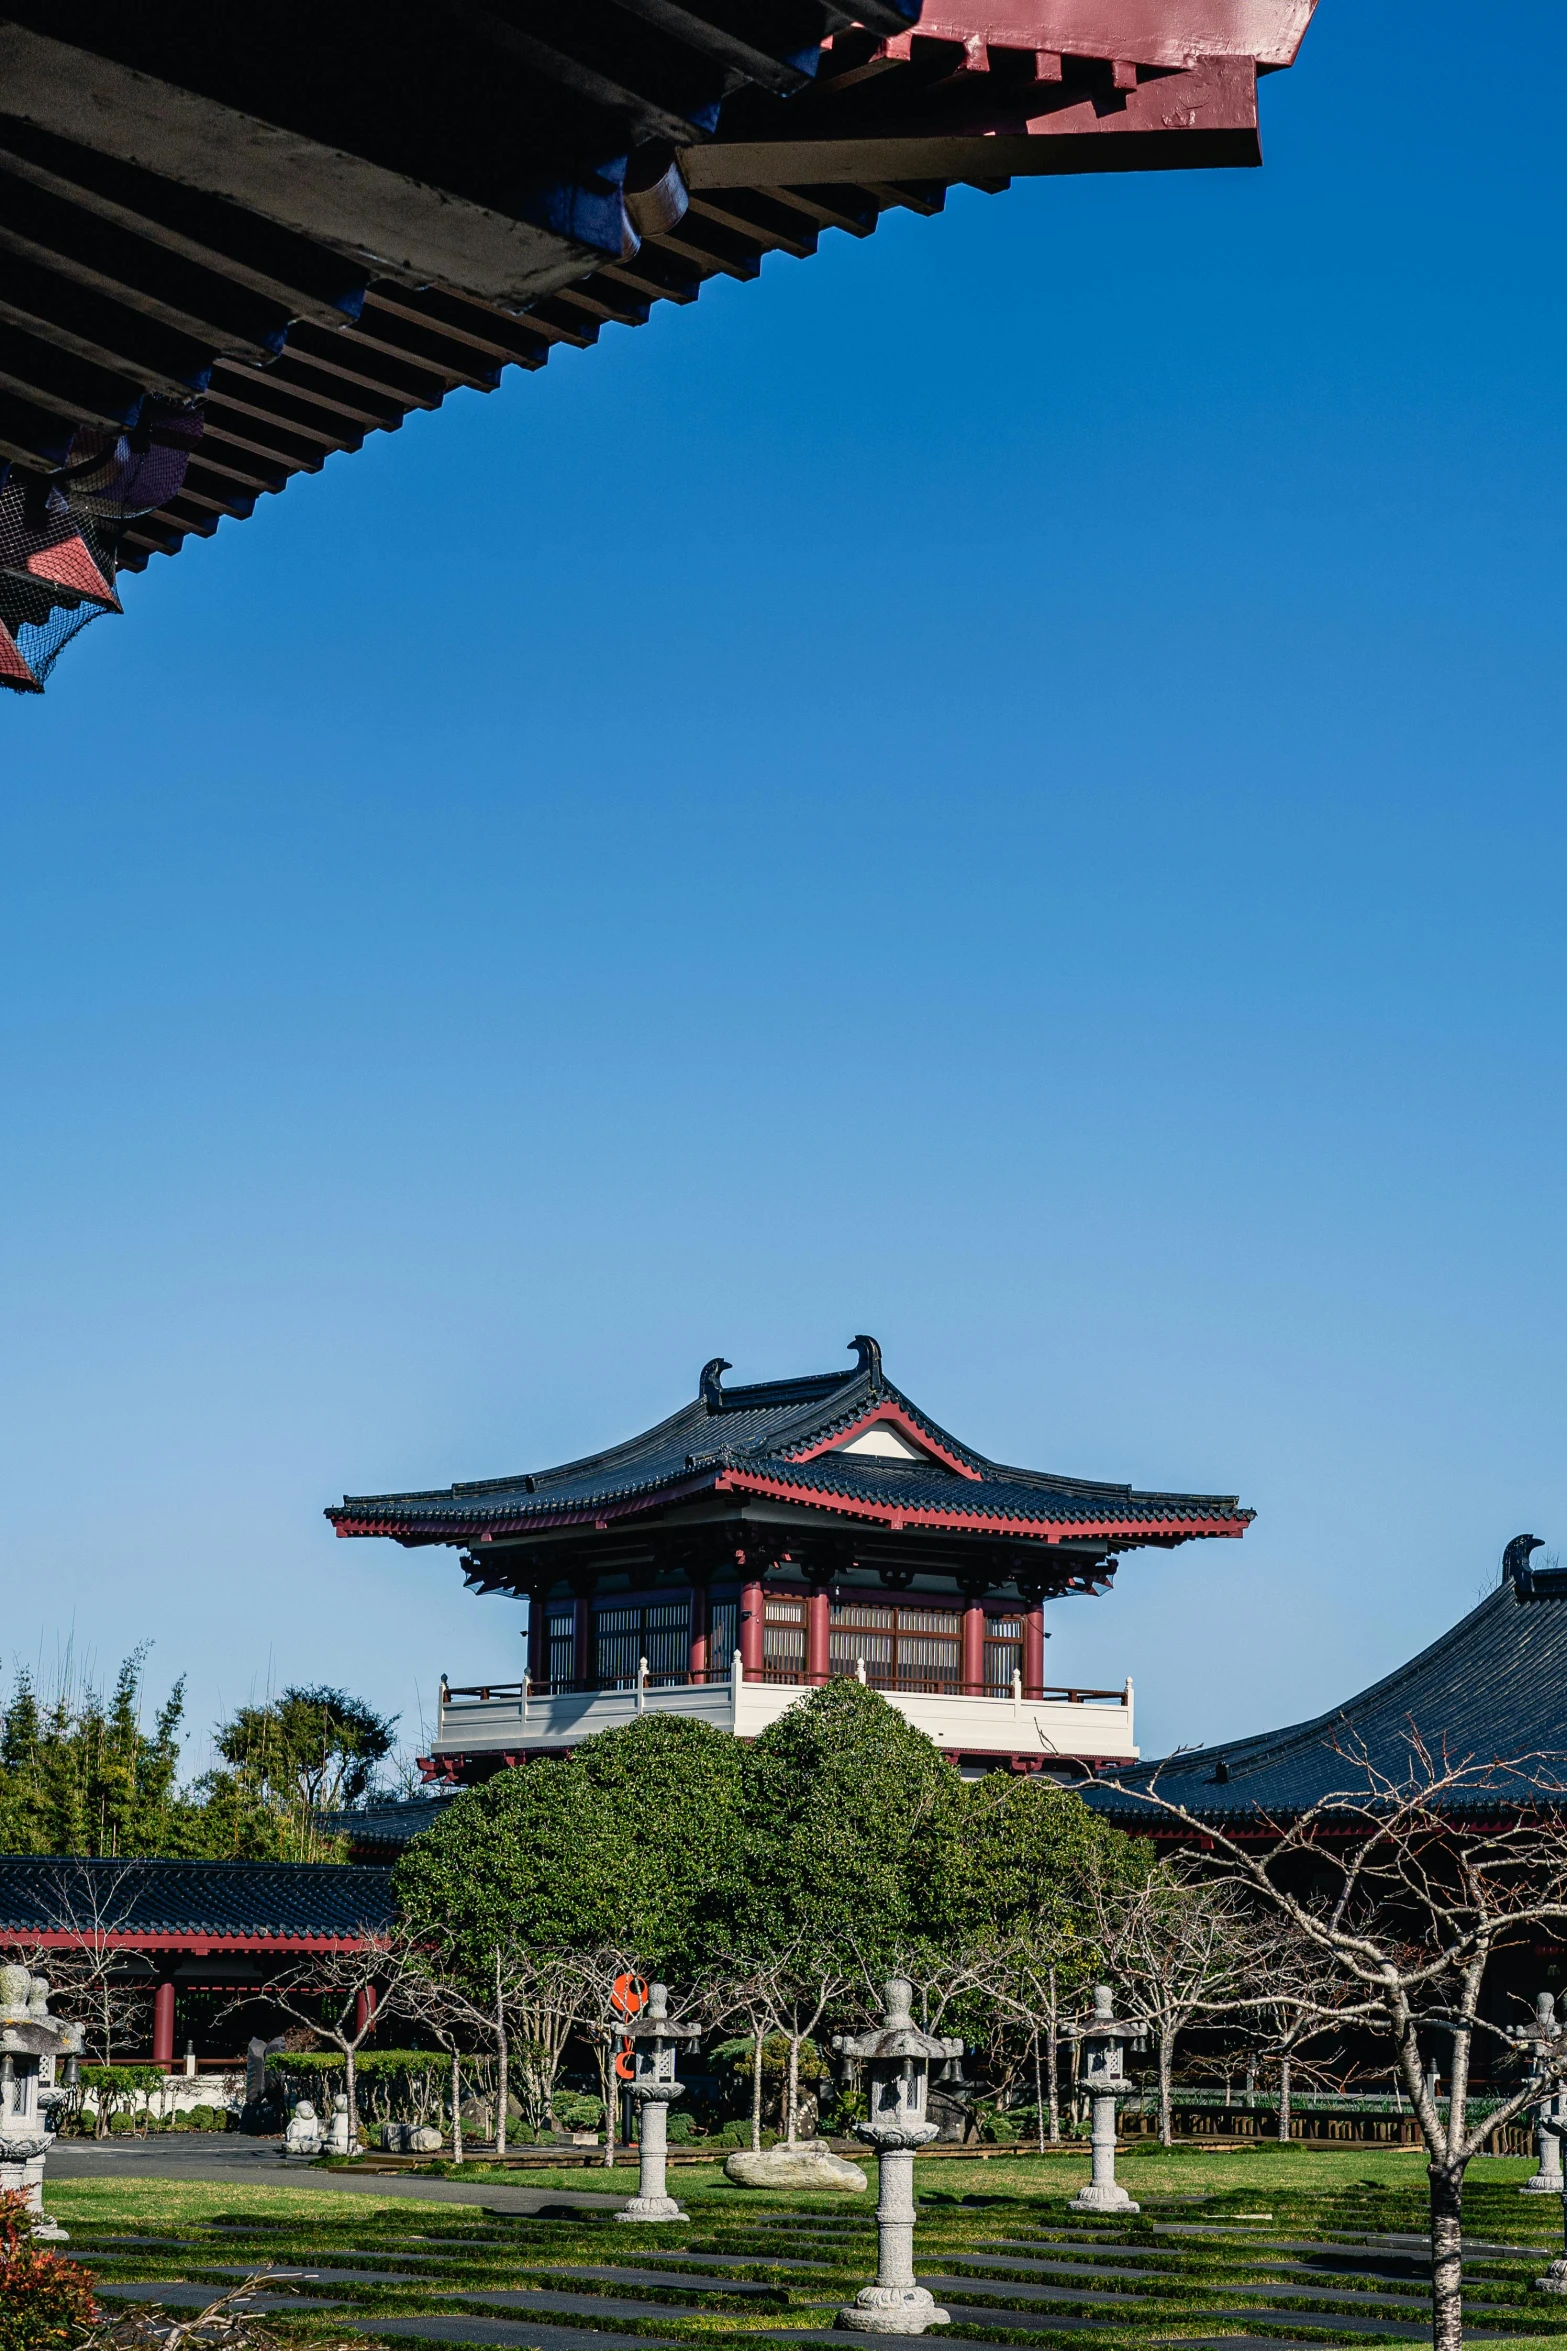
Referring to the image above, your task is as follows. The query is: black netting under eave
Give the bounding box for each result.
[14,597,112,687]
[0,401,203,695]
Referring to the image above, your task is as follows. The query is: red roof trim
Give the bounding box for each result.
[785,1402,981,1481]
[334,1464,1251,1549]
[711,1468,1248,1543]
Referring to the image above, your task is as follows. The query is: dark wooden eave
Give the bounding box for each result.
[0,0,1316,588]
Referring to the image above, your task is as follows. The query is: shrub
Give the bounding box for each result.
[0,2189,97,2351]
[716,2120,776,2147]
[550,2090,603,2132]
[974,2105,1020,2144]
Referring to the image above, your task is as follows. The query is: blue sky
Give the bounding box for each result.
[3,0,1565,1775]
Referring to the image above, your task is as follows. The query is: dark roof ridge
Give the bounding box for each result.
[461,1392,712,1499]
[342,1361,881,1511]
[339,1393,713,1510]
[714,1370,861,1411]
[468,1357,882,1492]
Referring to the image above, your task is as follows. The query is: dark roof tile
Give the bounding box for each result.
[0,1855,394,1939]
[1089,1569,1567,1823]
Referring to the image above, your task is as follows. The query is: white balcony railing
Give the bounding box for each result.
[428,1655,1136,1773]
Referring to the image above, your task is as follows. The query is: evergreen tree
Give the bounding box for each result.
[0,1653,369,1861]
[393,1711,747,1980]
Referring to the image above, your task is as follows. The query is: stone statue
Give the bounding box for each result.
[283,2100,323,2160]
[325,2093,355,2156]
[0,1965,82,2240]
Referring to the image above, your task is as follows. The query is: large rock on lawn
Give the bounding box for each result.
[722,2142,868,2191]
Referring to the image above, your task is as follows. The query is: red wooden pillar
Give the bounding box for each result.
[740,1576,764,1676]
[961,1598,986,1696]
[1023,1602,1045,1700]
[573,1590,592,1689]
[688,1582,709,1682]
[806,1588,830,1686]
[356,1983,379,2038]
[153,1971,177,2071]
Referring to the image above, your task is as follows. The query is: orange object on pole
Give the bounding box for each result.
[610,1973,648,2017]
[614,2035,636,2081]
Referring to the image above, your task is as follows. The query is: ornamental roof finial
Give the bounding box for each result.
[1504,1532,1545,1591]
[848,1334,882,1386]
[700,1357,731,1412]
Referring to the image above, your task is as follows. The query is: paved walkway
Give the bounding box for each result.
[48,2140,627,2214]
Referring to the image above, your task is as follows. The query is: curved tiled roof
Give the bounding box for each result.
[1089,1563,1567,1825]
[318,1796,456,1858]
[0,1855,394,1942]
[329,1342,1251,1552]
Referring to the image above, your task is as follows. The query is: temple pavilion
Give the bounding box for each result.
[329,1338,1251,1785]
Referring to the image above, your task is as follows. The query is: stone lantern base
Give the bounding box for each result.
[1068,2179,1140,2215]
[616,2193,689,2223]
[1,2150,68,2240]
[838,2284,950,2334]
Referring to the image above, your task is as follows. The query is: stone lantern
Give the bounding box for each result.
[1521,1991,1567,2198]
[833,1977,963,2334]
[1535,2106,1567,2294]
[1064,1983,1145,2216]
[0,1965,82,2241]
[614,1982,701,2224]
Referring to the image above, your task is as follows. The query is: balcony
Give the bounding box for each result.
[424,1657,1136,1781]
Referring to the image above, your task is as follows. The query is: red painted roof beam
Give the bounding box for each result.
[865,1,1318,72]
[0,619,41,693]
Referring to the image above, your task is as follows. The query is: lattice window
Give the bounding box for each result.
[829,1602,960,1693]
[763,1594,805,1676]
[595,1599,691,1687]
[643,1601,691,1681]
[829,1601,893,1680]
[547,1605,576,1689]
[709,1599,738,1678]
[985,1616,1023,1693]
[596,1604,642,1688]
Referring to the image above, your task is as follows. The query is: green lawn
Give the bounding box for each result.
[45,2146,1567,2351]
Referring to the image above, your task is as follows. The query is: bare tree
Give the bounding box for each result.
[240,1930,418,2148]
[399,1958,476,2162]
[772,1943,863,2148]
[986,1946,1100,2150]
[1229,1914,1357,2143]
[5,1861,154,2073]
[488,1945,512,2155]
[710,1957,788,2153]
[504,1946,591,2141]
[1089,1857,1245,2146]
[1107,1743,1567,2351]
